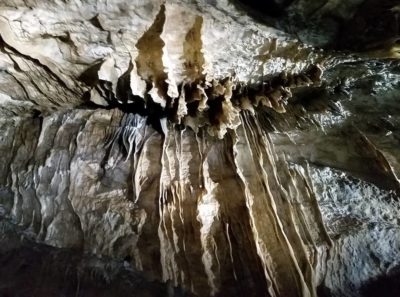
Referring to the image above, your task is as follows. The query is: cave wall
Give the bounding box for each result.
[0,1,400,297]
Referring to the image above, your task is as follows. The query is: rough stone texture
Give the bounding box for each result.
[0,218,193,297]
[0,1,400,297]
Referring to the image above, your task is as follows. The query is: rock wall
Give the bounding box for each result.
[1,1,400,297]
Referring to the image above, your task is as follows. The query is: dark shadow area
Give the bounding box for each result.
[360,266,400,297]
[233,0,294,18]
[336,0,399,52]
[0,239,194,297]
[231,0,399,51]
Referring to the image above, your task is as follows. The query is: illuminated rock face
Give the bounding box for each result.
[0,1,400,297]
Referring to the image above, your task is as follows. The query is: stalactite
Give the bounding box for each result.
[1,1,400,297]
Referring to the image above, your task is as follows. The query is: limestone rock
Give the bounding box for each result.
[0,1,400,297]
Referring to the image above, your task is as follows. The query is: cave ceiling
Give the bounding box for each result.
[0,0,400,297]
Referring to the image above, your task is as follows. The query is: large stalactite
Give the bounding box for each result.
[0,1,400,297]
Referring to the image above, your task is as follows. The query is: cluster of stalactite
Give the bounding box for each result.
[96,64,323,139]
[1,1,400,297]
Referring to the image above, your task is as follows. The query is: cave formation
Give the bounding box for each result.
[0,1,400,297]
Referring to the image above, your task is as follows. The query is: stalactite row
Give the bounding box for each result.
[84,3,324,138]
[102,64,323,141]
[169,64,323,137]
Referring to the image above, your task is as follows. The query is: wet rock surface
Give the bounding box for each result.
[0,1,400,297]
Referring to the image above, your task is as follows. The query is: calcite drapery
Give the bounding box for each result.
[0,109,328,297]
[1,1,400,297]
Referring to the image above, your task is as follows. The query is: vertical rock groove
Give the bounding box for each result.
[1,1,400,297]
